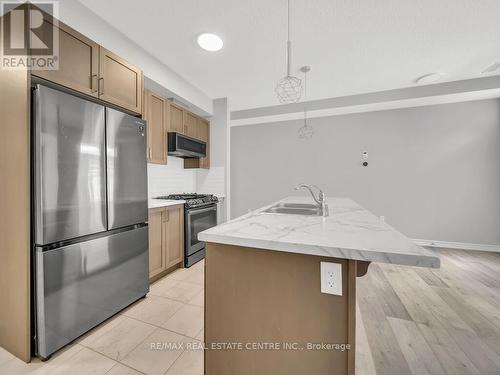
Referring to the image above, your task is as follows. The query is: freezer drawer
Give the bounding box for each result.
[35,226,149,358]
[33,85,107,245]
[106,108,148,229]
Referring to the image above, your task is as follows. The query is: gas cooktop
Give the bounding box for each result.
[155,193,218,208]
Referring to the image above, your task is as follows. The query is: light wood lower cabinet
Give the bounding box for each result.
[148,205,184,281]
[148,209,165,278]
[163,205,184,267]
[144,89,168,164]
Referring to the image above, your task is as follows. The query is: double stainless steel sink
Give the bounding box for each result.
[263,185,329,217]
[264,202,323,216]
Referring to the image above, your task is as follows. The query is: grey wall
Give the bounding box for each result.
[231,100,500,246]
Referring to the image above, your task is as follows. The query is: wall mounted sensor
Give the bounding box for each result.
[362,151,368,167]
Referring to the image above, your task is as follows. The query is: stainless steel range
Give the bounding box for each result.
[156,194,218,267]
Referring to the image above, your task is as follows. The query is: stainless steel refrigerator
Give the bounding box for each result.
[32,84,149,359]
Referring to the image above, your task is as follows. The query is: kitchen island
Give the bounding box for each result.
[199,197,439,375]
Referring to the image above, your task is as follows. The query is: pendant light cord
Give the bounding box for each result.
[304,69,308,121]
[287,0,290,41]
[304,69,307,99]
[276,0,302,104]
[286,0,291,76]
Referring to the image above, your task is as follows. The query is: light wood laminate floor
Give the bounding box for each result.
[1,248,499,374]
[356,248,500,375]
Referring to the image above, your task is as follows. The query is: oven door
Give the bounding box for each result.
[186,205,217,256]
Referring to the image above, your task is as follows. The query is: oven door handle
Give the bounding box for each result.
[187,206,217,216]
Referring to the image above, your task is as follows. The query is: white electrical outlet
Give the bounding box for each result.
[320,262,342,296]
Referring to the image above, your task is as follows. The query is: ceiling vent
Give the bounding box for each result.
[482,62,500,74]
[415,73,443,85]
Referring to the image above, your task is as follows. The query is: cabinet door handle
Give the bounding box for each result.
[147,147,152,159]
[91,74,98,93]
[98,78,104,96]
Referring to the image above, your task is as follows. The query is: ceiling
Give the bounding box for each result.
[79,0,500,111]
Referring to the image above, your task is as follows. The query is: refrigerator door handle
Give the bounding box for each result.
[33,86,44,244]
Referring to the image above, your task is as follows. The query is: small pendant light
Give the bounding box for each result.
[298,66,314,139]
[275,0,302,103]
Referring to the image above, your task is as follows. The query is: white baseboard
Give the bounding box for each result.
[412,239,500,253]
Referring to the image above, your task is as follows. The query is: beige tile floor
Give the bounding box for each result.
[0,260,205,375]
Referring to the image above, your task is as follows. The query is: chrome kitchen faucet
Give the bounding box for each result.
[294,184,329,217]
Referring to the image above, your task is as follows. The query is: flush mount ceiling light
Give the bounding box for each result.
[275,0,302,103]
[197,33,223,51]
[415,73,443,85]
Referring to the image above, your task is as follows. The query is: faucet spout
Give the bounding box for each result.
[294,184,321,205]
[294,184,329,217]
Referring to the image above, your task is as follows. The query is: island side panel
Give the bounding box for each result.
[205,242,356,375]
[347,260,357,374]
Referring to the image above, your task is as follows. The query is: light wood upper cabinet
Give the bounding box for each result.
[30,15,143,115]
[148,205,184,281]
[198,118,210,169]
[143,92,211,167]
[31,18,99,97]
[148,209,166,279]
[184,118,210,169]
[184,111,198,138]
[99,46,143,114]
[144,90,168,164]
[169,103,184,133]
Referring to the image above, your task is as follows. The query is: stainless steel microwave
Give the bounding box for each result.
[167,132,206,158]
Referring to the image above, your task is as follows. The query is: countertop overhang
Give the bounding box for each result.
[199,196,440,268]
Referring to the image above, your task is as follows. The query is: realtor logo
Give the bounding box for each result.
[1,1,59,70]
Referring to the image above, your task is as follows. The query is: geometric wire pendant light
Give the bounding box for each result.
[275,0,302,103]
[298,65,314,139]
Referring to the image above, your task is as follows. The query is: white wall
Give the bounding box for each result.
[196,98,231,216]
[57,0,212,114]
[197,166,225,196]
[147,158,196,198]
[231,99,500,246]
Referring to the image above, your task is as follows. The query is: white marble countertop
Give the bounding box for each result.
[148,199,186,209]
[199,196,440,268]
